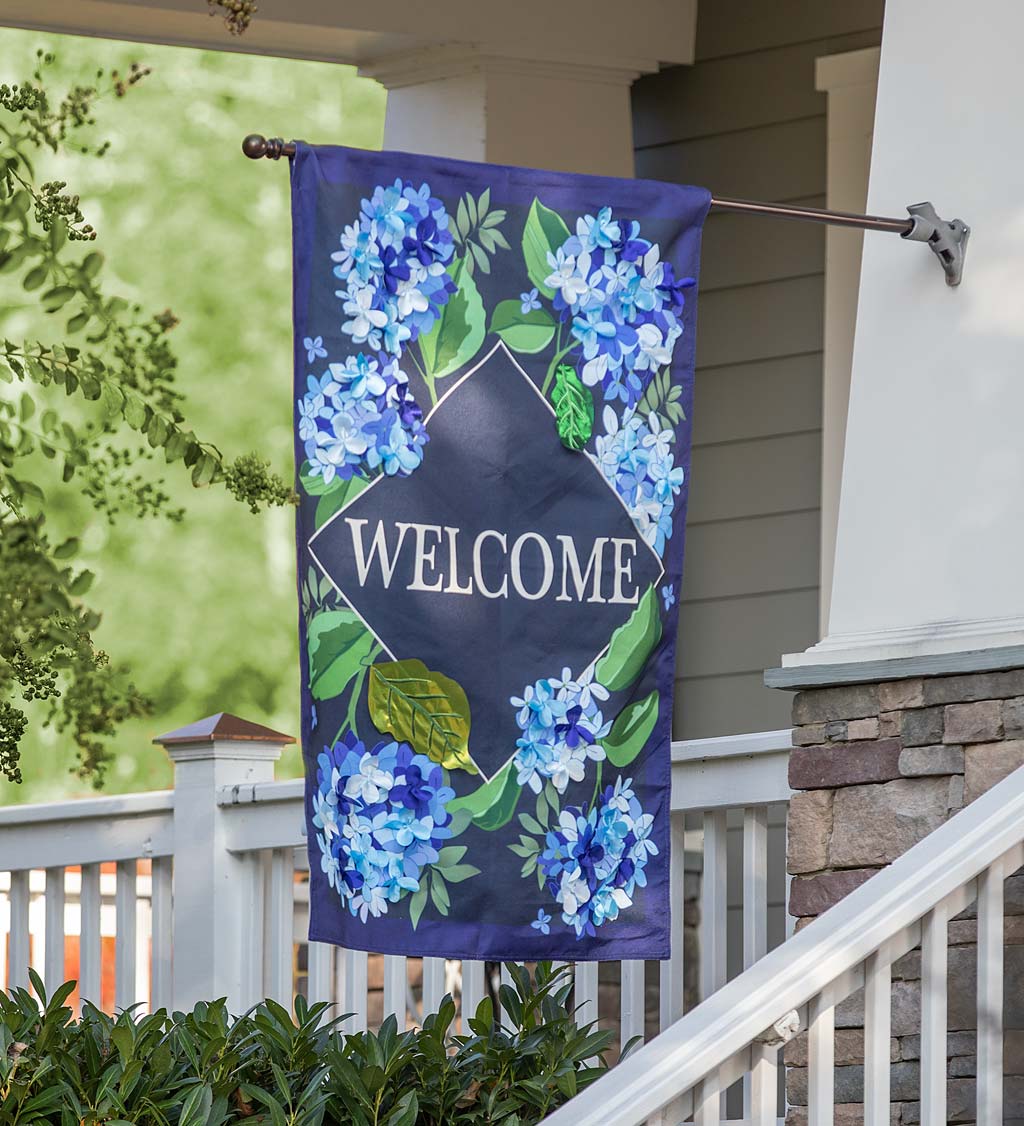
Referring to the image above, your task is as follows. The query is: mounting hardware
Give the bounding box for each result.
[902,201,970,287]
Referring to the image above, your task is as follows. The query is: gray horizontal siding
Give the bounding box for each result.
[632,0,883,739]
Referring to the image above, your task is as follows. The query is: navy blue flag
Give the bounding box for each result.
[292,144,709,960]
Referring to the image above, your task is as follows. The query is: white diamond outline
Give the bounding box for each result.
[306,338,667,782]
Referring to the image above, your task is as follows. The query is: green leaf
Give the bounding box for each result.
[522,197,571,298]
[518,812,544,835]
[489,299,555,355]
[595,583,663,692]
[314,474,367,529]
[435,863,480,884]
[436,845,467,867]
[53,537,79,559]
[368,657,476,774]
[40,286,76,313]
[124,393,148,430]
[69,569,94,596]
[409,884,428,929]
[603,690,659,767]
[417,257,486,380]
[307,608,377,701]
[430,874,451,915]
[446,758,521,830]
[299,460,344,497]
[469,240,490,274]
[551,363,594,451]
[22,264,47,291]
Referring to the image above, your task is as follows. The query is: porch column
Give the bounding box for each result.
[360,48,640,176]
[786,0,1024,671]
[773,4,1024,1120]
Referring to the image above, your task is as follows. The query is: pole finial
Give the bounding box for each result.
[241,133,268,159]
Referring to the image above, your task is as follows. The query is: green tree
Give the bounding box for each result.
[0,31,386,801]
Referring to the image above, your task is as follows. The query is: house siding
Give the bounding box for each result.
[632,1,884,739]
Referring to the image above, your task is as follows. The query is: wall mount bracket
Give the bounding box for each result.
[902,201,970,287]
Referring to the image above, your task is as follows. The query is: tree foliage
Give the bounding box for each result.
[0,52,294,785]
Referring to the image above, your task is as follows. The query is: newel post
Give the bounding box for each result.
[154,713,294,1013]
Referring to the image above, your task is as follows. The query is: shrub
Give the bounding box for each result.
[0,962,611,1124]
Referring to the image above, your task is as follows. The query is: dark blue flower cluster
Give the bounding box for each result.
[312,732,455,922]
[299,352,428,484]
[537,776,657,939]
[333,179,457,356]
[543,207,695,407]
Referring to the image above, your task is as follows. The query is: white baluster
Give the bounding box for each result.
[920,903,949,1125]
[692,1072,721,1126]
[620,960,645,1051]
[460,959,485,1029]
[863,951,892,1126]
[977,858,1005,1126]
[150,857,173,1012]
[807,993,835,1126]
[337,948,368,1031]
[742,805,769,1120]
[574,960,599,1029]
[383,955,407,1027]
[750,1040,779,1126]
[421,957,446,1019]
[44,867,65,993]
[79,864,102,1007]
[266,848,293,1006]
[659,811,686,1032]
[114,860,137,1011]
[307,941,334,1007]
[8,869,30,991]
[701,810,728,1001]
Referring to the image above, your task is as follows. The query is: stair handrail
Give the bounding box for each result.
[543,763,1024,1124]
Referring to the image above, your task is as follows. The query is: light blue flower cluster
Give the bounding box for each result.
[312,732,455,923]
[594,405,684,557]
[538,776,657,939]
[511,666,611,795]
[332,179,457,356]
[543,207,694,407]
[299,352,428,484]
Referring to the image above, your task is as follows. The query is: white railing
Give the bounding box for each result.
[0,717,791,1060]
[543,761,1024,1126]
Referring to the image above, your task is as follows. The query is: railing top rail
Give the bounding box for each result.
[0,788,173,827]
[670,728,793,763]
[542,761,1024,1125]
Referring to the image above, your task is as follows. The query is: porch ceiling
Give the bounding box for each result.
[0,0,697,72]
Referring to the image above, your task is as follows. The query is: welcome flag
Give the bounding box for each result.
[292,144,709,961]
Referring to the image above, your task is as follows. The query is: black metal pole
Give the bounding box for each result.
[240,134,912,236]
[240,134,967,283]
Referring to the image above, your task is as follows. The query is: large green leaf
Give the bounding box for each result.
[417,257,485,380]
[522,198,571,298]
[306,608,377,701]
[489,299,555,354]
[550,363,594,451]
[299,461,341,497]
[595,583,662,692]
[368,658,476,774]
[315,475,367,529]
[446,758,521,830]
[603,691,659,767]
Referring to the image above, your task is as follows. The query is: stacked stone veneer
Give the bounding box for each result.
[783,669,1024,1125]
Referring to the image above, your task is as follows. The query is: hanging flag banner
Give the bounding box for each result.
[292,143,709,960]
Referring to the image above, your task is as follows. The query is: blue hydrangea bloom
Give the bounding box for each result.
[312,732,455,922]
[332,179,457,358]
[299,351,428,484]
[511,666,611,795]
[541,208,694,408]
[594,406,684,556]
[538,776,657,939]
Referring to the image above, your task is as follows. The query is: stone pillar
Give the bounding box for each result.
[782,670,1024,1125]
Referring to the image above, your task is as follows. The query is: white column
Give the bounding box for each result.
[815,48,879,635]
[362,49,639,176]
[155,714,293,1012]
[787,0,1024,669]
